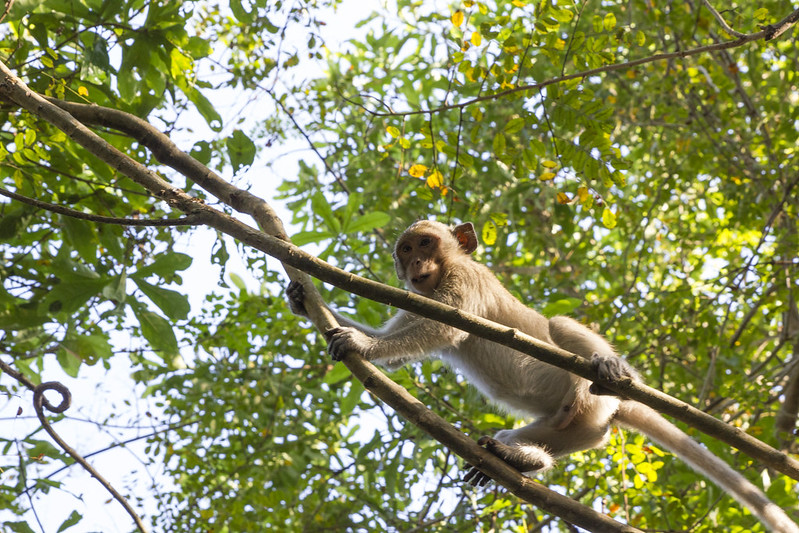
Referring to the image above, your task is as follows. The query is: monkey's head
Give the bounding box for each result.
[393,220,478,296]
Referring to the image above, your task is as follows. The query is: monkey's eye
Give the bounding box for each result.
[401,244,412,254]
[419,237,431,247]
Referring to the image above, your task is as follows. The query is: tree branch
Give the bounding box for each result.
[700,0,745,38]
[0,186,204,226]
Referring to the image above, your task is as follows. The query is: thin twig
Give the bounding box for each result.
[0,0,15,24]
[0,186,205,226]
[700,0,745,38]
[32,382,149,532]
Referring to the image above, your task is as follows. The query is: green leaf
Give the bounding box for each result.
[57,511,83,533]
[323,363,352,385]
[291,230,335,246]
[346,212,391,234]
[311,192,341,233]
[62,216,97,262]
[5,521,35,533]
[226,129,256,173]
[187,88,222,131]
[492,132,506,158]
[132,253,192,281]
[340,380,363,415]
[86,34,111,72]
[58,333,112,374]
[542,298,583,316]
[132,307,179,358]
[503,117,525,134]
[228,272,247,291]
[134,278,191,321]
[43,273,109,316]
[230,0,254,22]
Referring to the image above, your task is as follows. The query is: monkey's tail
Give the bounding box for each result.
[615,401,799,533]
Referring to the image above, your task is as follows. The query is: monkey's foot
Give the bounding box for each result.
[589,353,637,396]
[324,327,374,361]
[286,281,308,317]
[463,436,551,487]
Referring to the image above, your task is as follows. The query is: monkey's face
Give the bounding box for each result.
[394,232,443,296]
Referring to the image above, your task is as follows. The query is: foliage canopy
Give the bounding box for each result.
[0,0,798,531]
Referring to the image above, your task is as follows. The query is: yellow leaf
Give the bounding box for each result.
[556,192,571,204]
[577,186,590,203]
[541,159,558,168]
[603,12,616,31]
[602,207,617,228]
[452,10,464,26]
[426,169,444,188]
[399,137,410,149]
[471,32,482,46]
[386,126,400,138]
[512,0,527,6]
[538,172,556,181]
[78,86,89,97]
[408,164,428,178]
[482,220,497,245]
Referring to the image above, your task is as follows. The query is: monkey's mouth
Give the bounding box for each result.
[412,274,430,284]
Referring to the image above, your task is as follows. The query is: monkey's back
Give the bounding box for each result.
[437,260,578,417]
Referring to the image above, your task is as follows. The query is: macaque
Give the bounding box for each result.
[287,220,798,533]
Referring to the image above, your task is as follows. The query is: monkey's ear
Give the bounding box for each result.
[453,222,478,254]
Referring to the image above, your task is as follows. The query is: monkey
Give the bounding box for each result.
[287,220,798,533]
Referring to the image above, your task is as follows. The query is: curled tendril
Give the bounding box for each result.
[29,380,148,532]
[33,381,71,414]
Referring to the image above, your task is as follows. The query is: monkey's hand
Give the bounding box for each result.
[286,281,309,317]
[325,327,375,361]
[589,353,639,396]
[463,436,551,487]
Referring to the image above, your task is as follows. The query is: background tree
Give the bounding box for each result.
[0,0,797,531]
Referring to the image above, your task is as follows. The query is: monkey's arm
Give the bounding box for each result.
[326,312,468,367]
[288,280,466,367]
[288,281,382,336]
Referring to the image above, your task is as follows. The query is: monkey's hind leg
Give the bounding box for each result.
[463,436,553,486]
[464,415,612,487]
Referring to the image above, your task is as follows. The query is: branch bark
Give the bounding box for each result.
[0,63,638,532]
